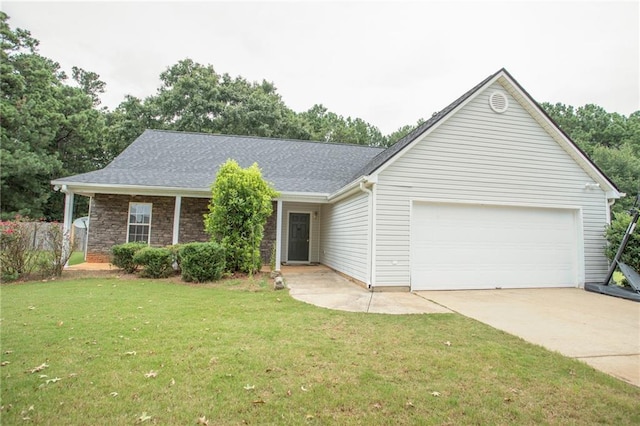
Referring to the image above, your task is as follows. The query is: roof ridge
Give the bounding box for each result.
[143,129,384,150]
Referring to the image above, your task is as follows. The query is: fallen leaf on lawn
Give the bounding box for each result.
[405,401,415,408]
[243,384,255,390]
[28,363,49,374]
[45,377,61,384]
[57,321,64,326]
[28,306,35,310]
[252,399,265,404]
[68,373,77,378]
[1,361,9,366]
[504,397,512,402]
[431,391,441,397]
[110,392,118,397]
[286,390,292,397]
[169,378,175,386]
[276,298,281,302]
[38,374,48,378]
[444,341,451,347]
[4,350,13,355]
[28,405,34,411]
[144,370,157,378]
[124,351,137,356]
[305,414,314,420]
[372,402,382,409]
[137,412,152,423]
[197,415,209,425]
[300,385,309,392]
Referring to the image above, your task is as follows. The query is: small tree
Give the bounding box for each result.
[205,160,278,274]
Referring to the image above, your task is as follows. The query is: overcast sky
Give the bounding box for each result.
[4,1,639,135]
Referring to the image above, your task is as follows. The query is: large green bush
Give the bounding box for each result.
[178,242,226,283]
[132,247,174,278]
[111,242,147,273]
[604,211,640,272]
[204,160,278,274]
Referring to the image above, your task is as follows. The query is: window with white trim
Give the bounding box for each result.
[127,203,152,243]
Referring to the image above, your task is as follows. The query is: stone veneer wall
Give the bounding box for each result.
[260,201,278,264]
[86,194,277,265]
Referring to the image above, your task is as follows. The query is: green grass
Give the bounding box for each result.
[1,276,639,425]
[68,251,85,266]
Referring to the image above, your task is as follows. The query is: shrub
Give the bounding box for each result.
[133,247,174,278]
[204,160,278,274]
[0,218,38,281]
[604,211,640,273]
[111,242,147,273]
[178,242,226,283]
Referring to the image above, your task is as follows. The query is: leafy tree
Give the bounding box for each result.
[384,118,427,146]
[0,12,106,219]
[542,102,640,212]
[298,104,386,146]
[204,160,278,274]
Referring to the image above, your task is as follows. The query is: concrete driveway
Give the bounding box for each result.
[283,266,640,387]
[419,288,640,387]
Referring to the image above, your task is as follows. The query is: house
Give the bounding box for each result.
[52,68,621,291]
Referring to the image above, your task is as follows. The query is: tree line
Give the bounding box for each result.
[1,12,638,220]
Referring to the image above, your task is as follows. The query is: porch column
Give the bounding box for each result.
[61,185,74,267]
[275,199,283,271]
[172,196,182,245]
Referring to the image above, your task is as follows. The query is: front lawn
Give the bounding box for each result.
[1,276,638,425]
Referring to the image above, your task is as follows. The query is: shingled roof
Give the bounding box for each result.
[54,130,385,194]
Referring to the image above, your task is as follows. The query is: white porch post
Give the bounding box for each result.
[61,185,74,267]
[172,196,182,245]
[275,199,283,271]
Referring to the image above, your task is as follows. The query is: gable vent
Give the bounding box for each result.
[489,91,509,113]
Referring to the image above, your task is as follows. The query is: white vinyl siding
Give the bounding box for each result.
[320,192,369,283]
[374,81,608,287]
[281,202,321,263]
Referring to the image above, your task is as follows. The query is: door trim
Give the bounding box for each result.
[286,211,312,264]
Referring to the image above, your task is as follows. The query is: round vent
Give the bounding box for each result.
[489,91,509,113]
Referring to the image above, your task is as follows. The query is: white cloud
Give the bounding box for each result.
[4,1,638,134]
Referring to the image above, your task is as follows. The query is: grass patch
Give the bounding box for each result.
[1,276,639,424]
[68,251,85,266]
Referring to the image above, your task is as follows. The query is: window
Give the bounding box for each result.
[127,203,152,243]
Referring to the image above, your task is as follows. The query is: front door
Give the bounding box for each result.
[288,213,310,262]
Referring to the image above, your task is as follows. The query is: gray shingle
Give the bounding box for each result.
[56,130,385,194]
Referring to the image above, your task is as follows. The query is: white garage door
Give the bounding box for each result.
[410,202,581,290]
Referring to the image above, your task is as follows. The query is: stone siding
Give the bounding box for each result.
[86,194,277,265]
[260,201,278,264]
[179,197,209,243]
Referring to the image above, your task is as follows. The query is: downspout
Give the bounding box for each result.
[359,181,374,289]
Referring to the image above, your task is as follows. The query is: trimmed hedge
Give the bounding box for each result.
[111,242,147,273]
[178,242,226,283]
[133,247,174,278]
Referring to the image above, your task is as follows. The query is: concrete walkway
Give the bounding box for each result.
[284,265,451,314]
[283,266,640,387]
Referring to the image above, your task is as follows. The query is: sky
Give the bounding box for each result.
[3,1,639,135]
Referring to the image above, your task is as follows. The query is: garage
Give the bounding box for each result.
[410,202,582,290]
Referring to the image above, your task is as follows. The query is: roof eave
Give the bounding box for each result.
[50,180,331,203]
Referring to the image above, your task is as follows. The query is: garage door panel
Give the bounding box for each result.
[411,203,580,290]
